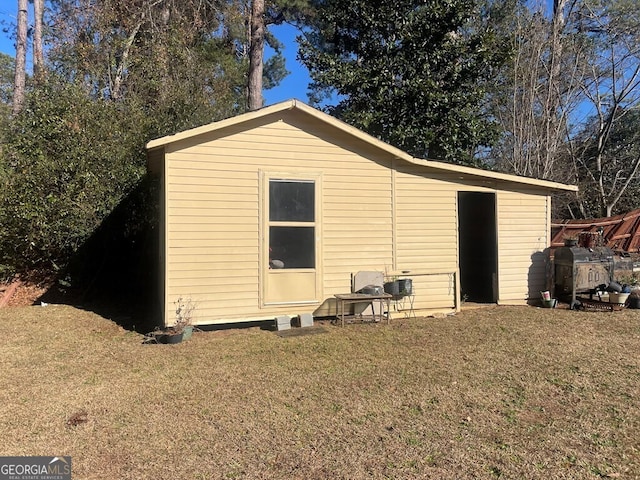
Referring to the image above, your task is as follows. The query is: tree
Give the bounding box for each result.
[47,0,294,123]
[0,78,150,274]
[298,0,510,163]
[0,0,303,278]
[574,110,640,216]
[488,0,640,218]
[245,0,310,110]
[567,0,640,217]
[543,0,570,177]
[47,0,251,132]
[248,0,266,110]
[0,53,14,118]
[0,0,252,277]
[489,0,588,181]
[12,0,28,114]
[33,0,45,80]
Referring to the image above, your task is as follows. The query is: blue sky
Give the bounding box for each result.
[0,5,311,106]
[263,24,313,105]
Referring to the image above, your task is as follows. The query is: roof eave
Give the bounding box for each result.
[145,98,578,193]
[408,158,579,192]
[282,102,578,193]
[145,100,298,150]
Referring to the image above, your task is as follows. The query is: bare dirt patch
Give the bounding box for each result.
[0,305,638,479]
[0,277,51,307]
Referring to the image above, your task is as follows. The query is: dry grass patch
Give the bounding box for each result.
[0,305,639,479]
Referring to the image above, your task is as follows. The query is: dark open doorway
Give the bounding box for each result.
[458,192,498,303]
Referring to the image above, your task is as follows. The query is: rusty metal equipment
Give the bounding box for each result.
[554,240,634,309]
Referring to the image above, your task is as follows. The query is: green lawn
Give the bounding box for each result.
[1,304,639,479]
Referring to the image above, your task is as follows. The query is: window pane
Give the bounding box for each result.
[269,180,314,222]
[269,226,315,269]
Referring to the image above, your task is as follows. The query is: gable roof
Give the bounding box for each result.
[146,99,577,192]
[551,208,640,253]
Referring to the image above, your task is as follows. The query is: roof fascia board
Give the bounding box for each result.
[408,158,578,192]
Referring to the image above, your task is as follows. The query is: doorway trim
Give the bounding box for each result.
[457,191,498,303]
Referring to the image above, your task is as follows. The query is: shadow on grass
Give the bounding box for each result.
[35,176,332,336]
[38,175,161,333]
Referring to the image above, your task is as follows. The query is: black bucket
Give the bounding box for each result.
[628,296,640,309]
[384,281,400,295]
[398,278,413,296]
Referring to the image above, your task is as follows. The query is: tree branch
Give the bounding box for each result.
[110,21,142,101]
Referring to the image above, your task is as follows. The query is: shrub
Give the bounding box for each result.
[0,79,149,277]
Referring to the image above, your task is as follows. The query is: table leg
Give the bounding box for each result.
[385,298,390,324]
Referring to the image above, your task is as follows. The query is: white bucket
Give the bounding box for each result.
[609,292,630,304]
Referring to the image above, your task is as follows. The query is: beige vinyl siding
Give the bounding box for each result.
[393,167,551,311]
[393,167,466,310]
[497,190,550,303]
[163,113,393,325]
[323,172,393,291]
[152,146,166,323]
[165,163,259,323]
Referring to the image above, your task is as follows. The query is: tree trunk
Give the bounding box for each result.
[13,0,28,115]
[542,0,566,179]
[247,0,265,111]
[110,22,141,101]
[33,0,45,80]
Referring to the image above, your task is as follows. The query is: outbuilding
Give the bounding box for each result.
[146,99,577,326]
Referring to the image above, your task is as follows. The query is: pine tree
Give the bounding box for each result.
[298,0,510,164]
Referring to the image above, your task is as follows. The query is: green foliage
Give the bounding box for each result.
[0,78,149,275]
[0,53,13,112]
[0,0,277,279]
[263,52,289,90]
[298,0,510,163]
[47,0,249,125]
